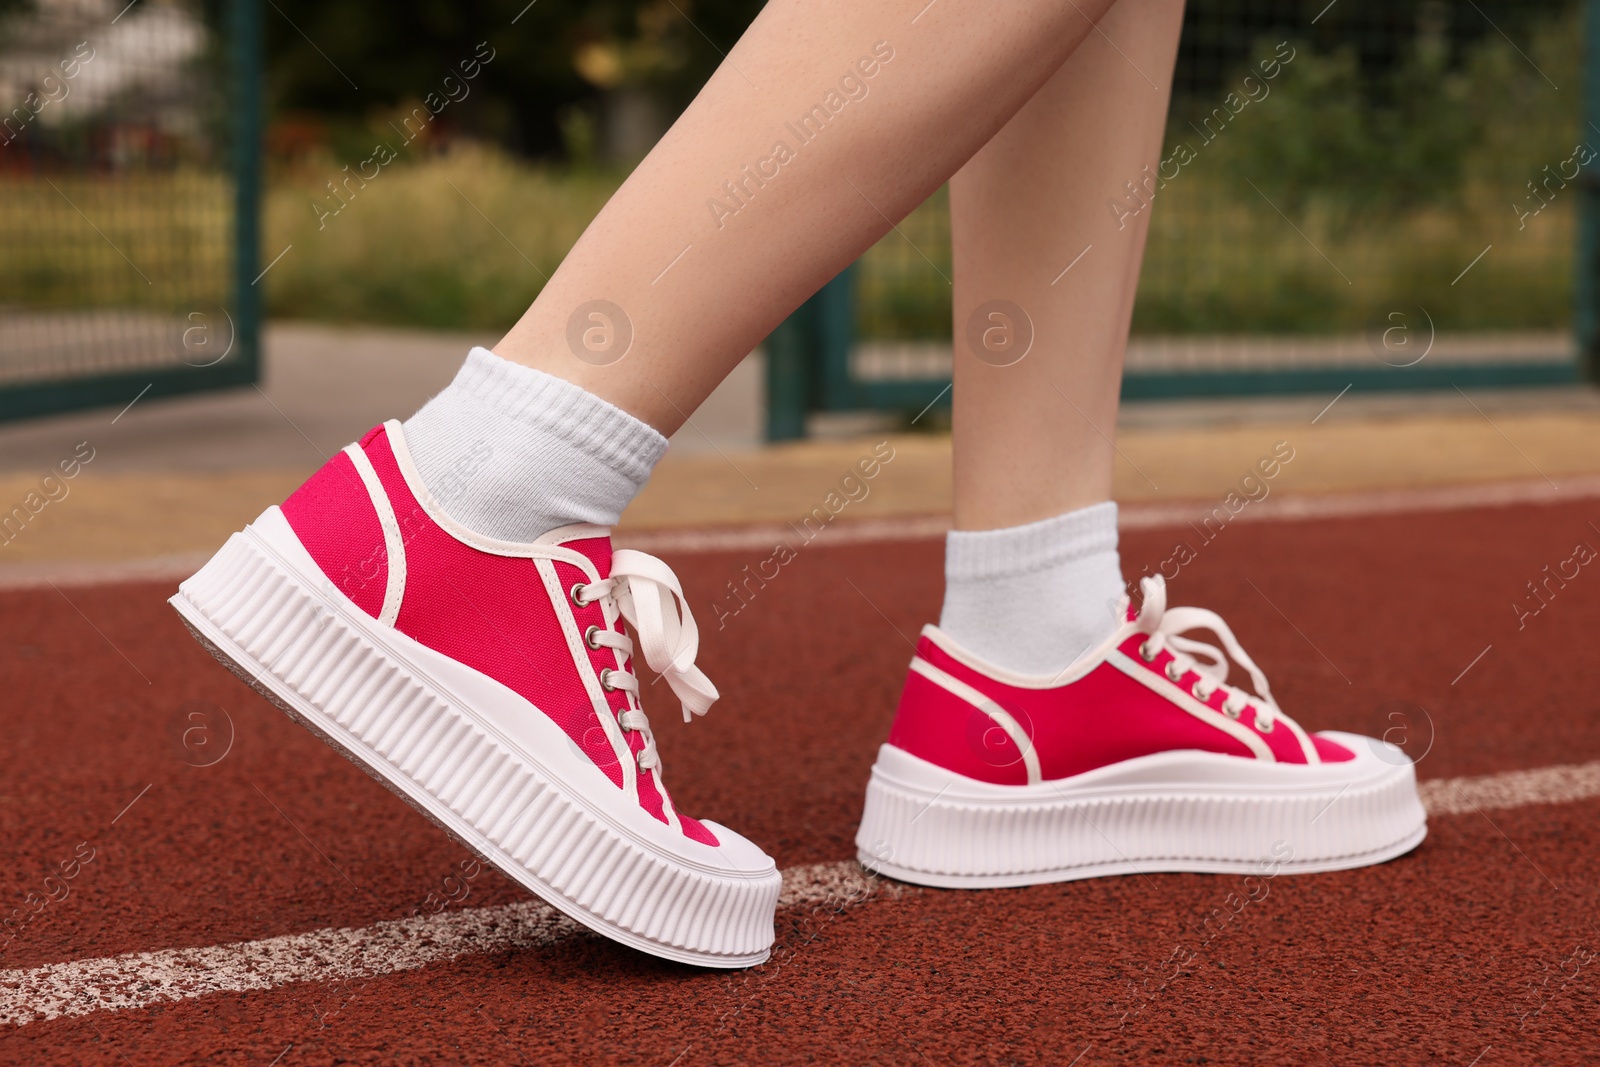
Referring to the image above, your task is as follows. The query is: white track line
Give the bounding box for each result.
[6,759,1600,1028]
[1417,761,1600,816]
[0,862,900,1028]
[627,473,1600,552]
[1119,473,1600,531]
[0,552,213,593]
[4,475,1597,591]
[622,514,951,556]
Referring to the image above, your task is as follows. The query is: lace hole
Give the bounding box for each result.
[585,625,601,650]
[1224,705,1242,720]
[570,582,589,607]
[1165,664,1183,683]
[599,668,614,692]
[1139,642,1155,662]
[1257,717,1275,734]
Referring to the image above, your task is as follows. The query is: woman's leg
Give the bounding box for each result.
[935,0,1185,674]
[860,4,1427,890]
[492,0,1122,433]
[950,0,1184,530]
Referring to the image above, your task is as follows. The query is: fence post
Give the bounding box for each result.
[764,306,812,441]
[1578,0,1600,379]
[812,263,859,409]
[231,0,263,386]
[763,263,860,440]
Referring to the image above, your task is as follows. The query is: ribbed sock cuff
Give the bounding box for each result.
[938,501,1124,674]
[945,501,1120,582]
[400,348,667,541]
[448,347,667,484]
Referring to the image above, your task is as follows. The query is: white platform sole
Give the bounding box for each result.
[856,740,1427,888]
[171,507,779,968]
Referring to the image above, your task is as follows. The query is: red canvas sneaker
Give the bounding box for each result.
[857,575,1427,887]
[171,420,780,966]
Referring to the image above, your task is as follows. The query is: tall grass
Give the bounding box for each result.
[263,148,619,330]
[0,170,230,310]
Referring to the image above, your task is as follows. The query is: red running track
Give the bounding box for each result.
[2,497,1600,1065]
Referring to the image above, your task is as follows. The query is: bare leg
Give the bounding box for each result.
[494,0,1120,433]
[949,0,1186,530]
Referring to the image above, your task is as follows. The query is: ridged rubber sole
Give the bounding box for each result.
[856,742,1428,888]
[171,511,778,967]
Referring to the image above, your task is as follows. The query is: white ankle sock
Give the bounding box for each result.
[401,347,667,541]
[938,501,1125,676]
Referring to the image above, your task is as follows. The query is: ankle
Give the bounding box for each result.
[937,501,1124,675]
[401,348,667,542]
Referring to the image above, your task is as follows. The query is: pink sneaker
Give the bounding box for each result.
[857,575,1427,887]
[171,421,780,966]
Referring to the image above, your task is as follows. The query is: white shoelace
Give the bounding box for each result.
[1131,574,1281,731]
[572,548,717,771]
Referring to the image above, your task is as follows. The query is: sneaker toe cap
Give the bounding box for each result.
[696,820,780,879]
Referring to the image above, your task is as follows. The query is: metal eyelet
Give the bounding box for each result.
[570,582,589,607]
[1223,704,1242,720]
[1165,663,1183,683]
[1139,642,1156,662]
[1256,717,1275,734]
[585,624,601,650]
[599,668,615,691]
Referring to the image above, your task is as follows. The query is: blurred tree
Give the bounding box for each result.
[198,0,763,158]
[1173,0,1572,100]
[196,0,1578,163]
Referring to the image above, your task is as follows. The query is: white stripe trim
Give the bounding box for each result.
[919,623,1113,690]
[534,557,638,801]
[1108,650,1276,762]
[380,419,593,566]
[910,657,1042,785]
[342,444,406,628]
[1277,708,1322,765]
[651,765,684,834]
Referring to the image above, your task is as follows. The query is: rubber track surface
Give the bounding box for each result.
[3,499,1599,1064]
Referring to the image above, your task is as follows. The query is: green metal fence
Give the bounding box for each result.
[0,0,261,423]
[770,0,1594,439]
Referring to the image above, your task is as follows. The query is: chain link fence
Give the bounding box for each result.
[771,0,1588,436]
[0,0,259,421]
